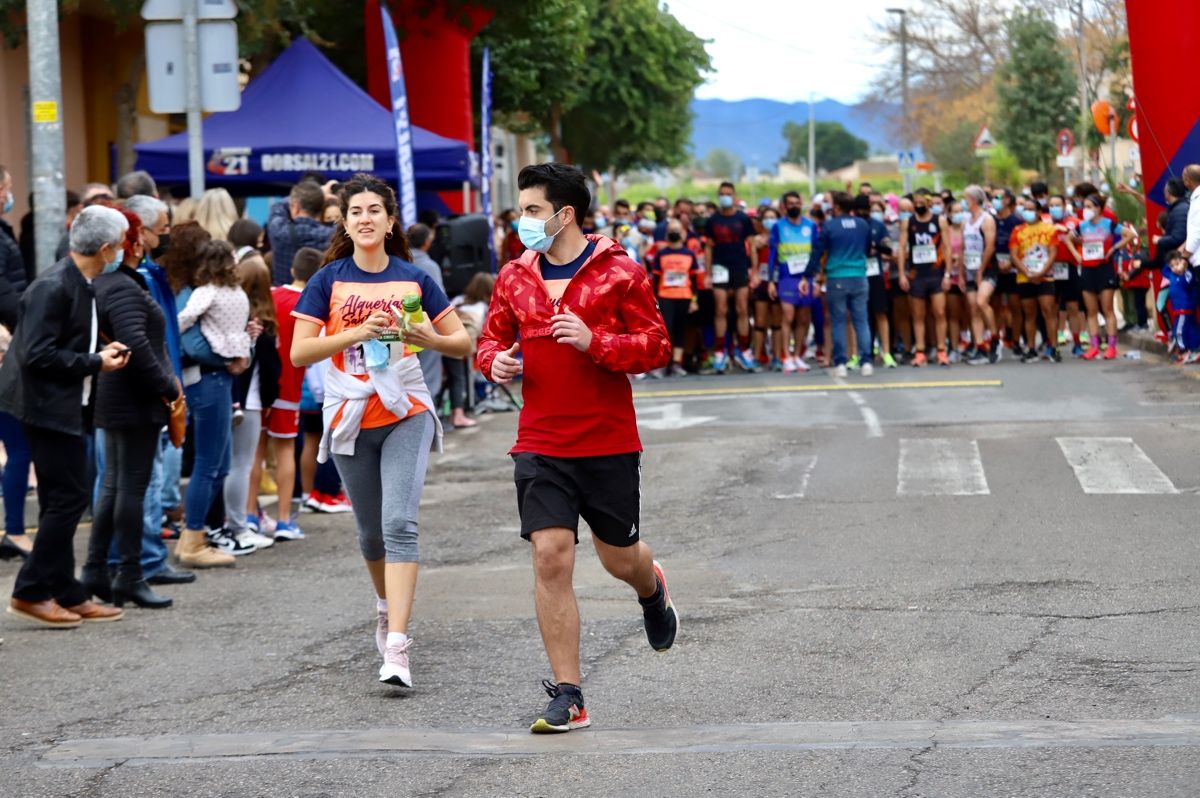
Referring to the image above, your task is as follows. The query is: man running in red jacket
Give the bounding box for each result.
[478,163,677,734]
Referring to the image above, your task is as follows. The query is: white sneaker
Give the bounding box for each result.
[782,356,797,374]
[237,529,275,550]
[861,362,874,377]
[793,355,810,373]
[835,364,848,378]
[379,637,413,687]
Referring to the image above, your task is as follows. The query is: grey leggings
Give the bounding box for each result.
[332,412,435,563]
[223,409,263,535]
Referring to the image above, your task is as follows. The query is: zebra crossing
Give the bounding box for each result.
[769,437,1184,499]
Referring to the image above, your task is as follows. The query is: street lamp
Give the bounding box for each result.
[887,7,911,194]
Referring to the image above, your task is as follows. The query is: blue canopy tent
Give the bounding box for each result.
[134,38,473,195]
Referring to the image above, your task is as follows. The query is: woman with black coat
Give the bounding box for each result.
[83,206,181,609]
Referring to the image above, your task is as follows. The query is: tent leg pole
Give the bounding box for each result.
[462,181,470,213]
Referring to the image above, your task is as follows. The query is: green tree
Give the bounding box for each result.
[557,0,711,173]
[994,9,1078,175]
[703,148,740,180]
[927,119,984,183]
[782,121,868,172]
[984,143,1022,188]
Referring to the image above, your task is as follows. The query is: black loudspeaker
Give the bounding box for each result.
[439,214,493,296]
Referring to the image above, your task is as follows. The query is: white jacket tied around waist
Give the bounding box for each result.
[318,354,444,463]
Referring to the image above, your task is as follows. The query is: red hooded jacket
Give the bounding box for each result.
[477,235,671,457]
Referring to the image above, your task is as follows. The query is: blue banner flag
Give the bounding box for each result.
[380,5,417,228]
[481,47,496,270]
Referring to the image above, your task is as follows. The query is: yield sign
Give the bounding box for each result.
[973,125,995,151]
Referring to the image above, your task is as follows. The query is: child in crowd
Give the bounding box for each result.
[1164,250,1199,364]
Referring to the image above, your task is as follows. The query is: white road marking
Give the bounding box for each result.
[898,438,990,496]
[848,391,883,438]
[636,402,717,430]
[773,455,818,499]
[1056,437,1179,494]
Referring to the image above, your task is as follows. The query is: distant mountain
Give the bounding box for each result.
[689,97,902,170]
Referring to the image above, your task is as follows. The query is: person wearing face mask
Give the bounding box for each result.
[0,165,32,562]
[990,188,1025,357]
[1009,197,1061,363]
[961,186,1000,364]
[0,206,132,628]
[750,207,783,370]
[83,204,183,610]
[888,197,915,360]
[476,163,675,734]
[649,219,703,376]
[896,189,952,367]
[704,182,759,373]
[1047,194,1085,355]
[1066,193,1135,359]
[944,199,968,361]
[858,196,896,367]
[768,191,818,373]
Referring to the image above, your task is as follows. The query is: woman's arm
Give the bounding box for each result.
[291,310,393,367]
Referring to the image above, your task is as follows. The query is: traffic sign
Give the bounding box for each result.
[1056,154,1076,168]
[142,0,236,19]
[973,125,995,150]
[145,21,240,113]
[1056,128,1075,157]
[897,151,917,172]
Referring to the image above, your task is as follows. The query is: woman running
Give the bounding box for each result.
[290,174,471,688]
[1067,194,1135,360]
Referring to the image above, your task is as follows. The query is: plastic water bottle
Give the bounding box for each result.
[400,293,424,352]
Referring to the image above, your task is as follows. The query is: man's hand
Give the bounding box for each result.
[246,318,263,340]
[99,341,130,373]
[551,308,593,352]
[490,343,522,384]
[227,357,249,376]
[768,281,778,301]
[899,275,910,293]
[798,279,811,297]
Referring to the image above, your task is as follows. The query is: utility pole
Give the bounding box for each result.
[183,0,205,198]
[27,0,66,277]
[888,8,911,195]
[1075,0,1089,186]
[807,91,816,198]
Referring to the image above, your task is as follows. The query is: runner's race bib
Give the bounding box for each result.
[1053,262,1070,281]
[1082,241,1105,261]
[866,257,881,277]
[759,263,770,281]
[663,270,688,288]
[997,253,1012,271]
[912,244,937,265]
[1025,247,1048,275]
[964,252,982,271]
[711,264,730,285]
[786,253,810,276]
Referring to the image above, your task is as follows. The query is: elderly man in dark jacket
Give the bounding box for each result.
[266,179,333,285]
[0,205,133,628]
[1155,177,1191,266]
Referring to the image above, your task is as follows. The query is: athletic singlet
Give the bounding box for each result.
[1077,217,1123,268]
[907,214,943,273]
[994,212,1021,272]
[756,239,770,282]
[770,216,817,283]
[963,212,987,275]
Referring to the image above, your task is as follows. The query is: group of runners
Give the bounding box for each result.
[618,178,1146,376]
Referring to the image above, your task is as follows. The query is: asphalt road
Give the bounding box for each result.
[2,353,1199,797]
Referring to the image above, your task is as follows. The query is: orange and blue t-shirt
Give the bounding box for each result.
[292,255,452,429]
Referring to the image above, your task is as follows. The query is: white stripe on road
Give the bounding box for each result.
[1056,437,1179,494]
[773,455,818,499]
[847,391,883,438]
[897,439,990,496]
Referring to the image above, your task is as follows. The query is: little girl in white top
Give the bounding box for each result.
[178,240,251,359]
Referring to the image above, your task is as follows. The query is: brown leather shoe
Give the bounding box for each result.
[6,598,82,628]
[64,600,124,623]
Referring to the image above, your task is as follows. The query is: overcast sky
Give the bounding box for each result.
[667,0,902,105]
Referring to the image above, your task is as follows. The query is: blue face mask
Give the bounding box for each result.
[2,192,12,215]
[718,195,734,209]
[510,219,518,231]
[1021,209,1038,224]
[763,218,777,231]
[517,207,566,254]
[870,211,884,223]
[932,203,945,215]
[899,211,912,222]
[103,247,123,274]
[362,339,391,370]
[1049,206,1065,221]
[992,198,1004,212]
[594,215,608,230]
[951,212,966,225]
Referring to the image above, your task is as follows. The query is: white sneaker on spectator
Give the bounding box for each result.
[793,355,811,373]
[237,529,275,550]
[861,362,874,377]
[835,364,848,378]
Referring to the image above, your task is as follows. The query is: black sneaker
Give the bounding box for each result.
[1050,347,1063,363]
[530,680,590,733]
[641,560,679,652]
[1021,349,1040,364]
[206,527,257,556]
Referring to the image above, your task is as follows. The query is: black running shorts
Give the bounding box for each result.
[513,452,642,547]
[1019,280,1055,299]
[1080,261,1119,294]
[908,270,945,300]
[999,271,1020,295]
